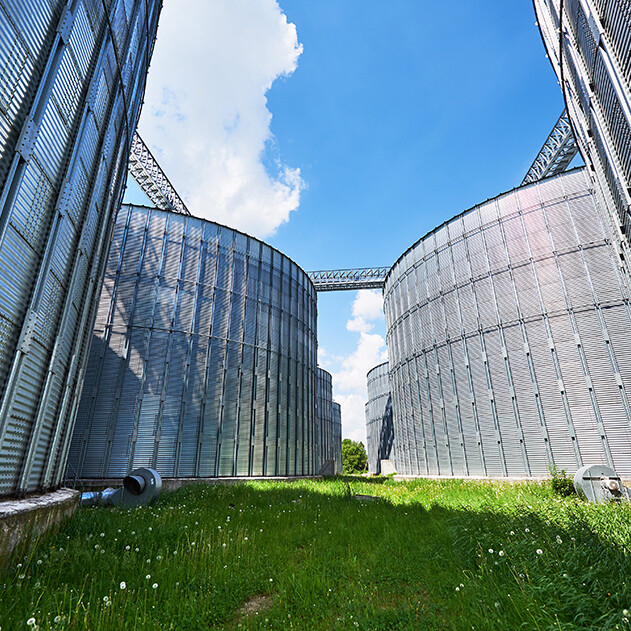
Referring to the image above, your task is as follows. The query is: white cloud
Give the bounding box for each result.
[139,0,304,237]
[346,289,385,334]
[327,290,388,444]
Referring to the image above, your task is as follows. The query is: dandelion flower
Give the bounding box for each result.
[125,545,130,551]
[146,574,151,580]
[488,548,494,554]
[455,586,460,592]
[54,615,61,623]
[152,583,158,589]
[103,596,109,602]
[27,619,36,626]
[499,551,504,557]
[120,581,126,590]
[536,549,543,555]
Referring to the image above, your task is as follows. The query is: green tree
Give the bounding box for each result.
[342,439,368,474]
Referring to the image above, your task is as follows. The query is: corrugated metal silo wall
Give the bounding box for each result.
[331,401,342,473]
[315,367,334,472]
[68,205,319,478]
[0,0,161,497]
[384,168,631,478]
[365,362,394,474]
[534,0,631,239]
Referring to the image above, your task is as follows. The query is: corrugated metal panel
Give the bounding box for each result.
[384,169,631,478]
[69,205,319,478]
[0,0,162,497]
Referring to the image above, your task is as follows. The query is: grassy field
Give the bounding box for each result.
[2,477,631,630]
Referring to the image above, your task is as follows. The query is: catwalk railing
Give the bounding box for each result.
[306,267,389,291]
[128,133,190,215]
[522,110,579,185]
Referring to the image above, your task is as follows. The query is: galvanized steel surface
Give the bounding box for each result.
[365,362,394,474]
[0,0,161,497]
[315,367,342,474]
[533,0,631,238]
[68,205,319,478]
[384,168,631,478]
[332,401,342,473]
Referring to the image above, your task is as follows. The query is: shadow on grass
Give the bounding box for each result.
[2,478,631,630]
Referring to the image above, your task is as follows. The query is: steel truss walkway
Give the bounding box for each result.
[127,112,578,292]
[128,133,190,215]
[306,267,389,291]
[522,110,579,185]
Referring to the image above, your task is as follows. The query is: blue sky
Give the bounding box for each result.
[124,0,571,442]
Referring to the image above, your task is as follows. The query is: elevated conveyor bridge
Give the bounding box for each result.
[127,111,578,292]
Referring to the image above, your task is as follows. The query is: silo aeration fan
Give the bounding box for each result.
[80,468,162,508]
[574,465,630,503]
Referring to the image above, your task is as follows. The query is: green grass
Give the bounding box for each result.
[2,477,631,630]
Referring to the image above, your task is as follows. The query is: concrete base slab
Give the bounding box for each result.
[0,489,79,570]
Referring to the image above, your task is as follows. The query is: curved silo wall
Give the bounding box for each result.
[68,204,318,478]
[384,168,631,478]
[0,0,161,496]
[332,401,342,474]
[365,362,394,474]
[315,367,335,473]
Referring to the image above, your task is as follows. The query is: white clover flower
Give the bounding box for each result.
[120,581,126,590]
[536,549,543,555]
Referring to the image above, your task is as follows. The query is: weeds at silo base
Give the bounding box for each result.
[2,477,631,629]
